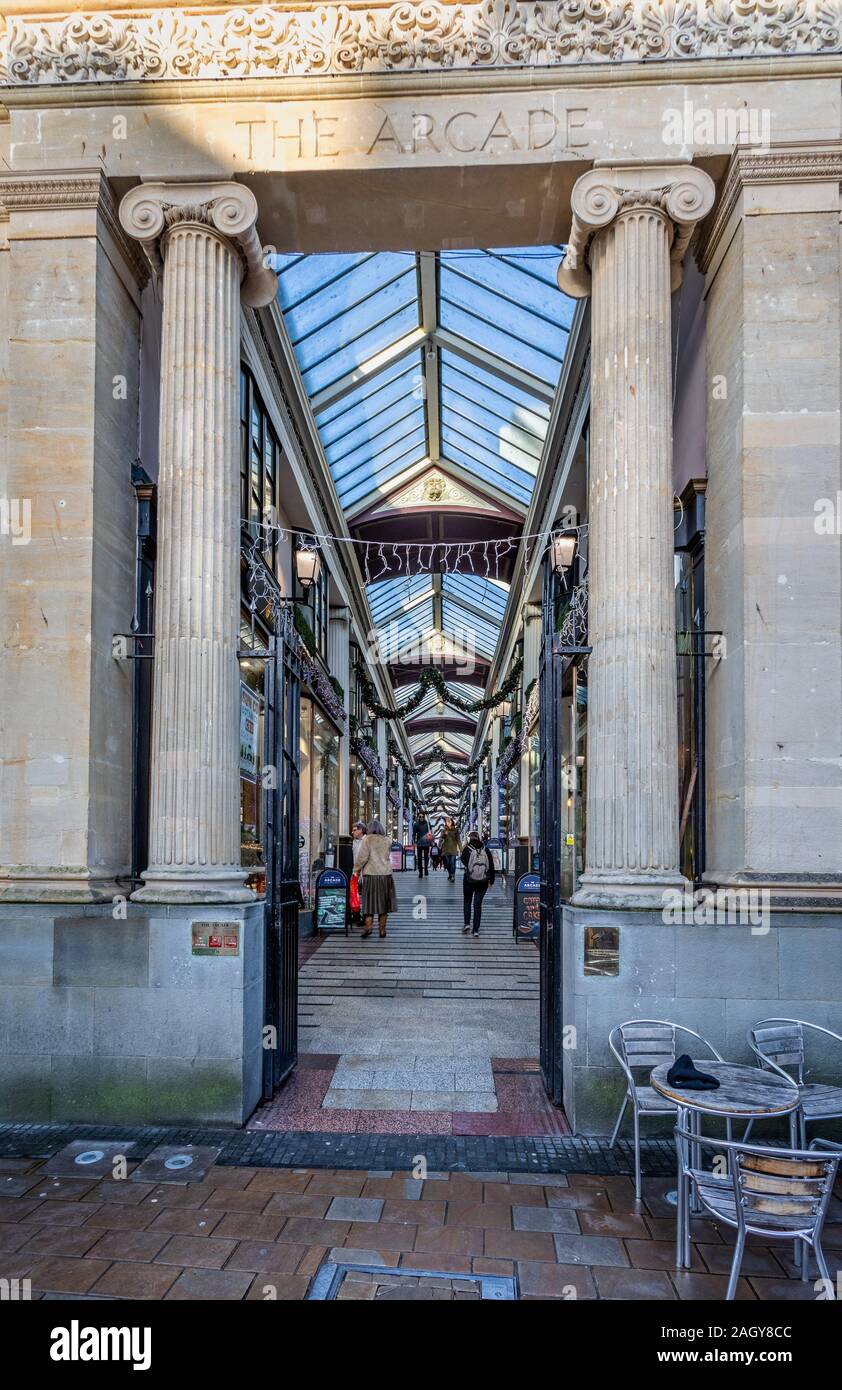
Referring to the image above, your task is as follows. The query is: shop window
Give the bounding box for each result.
[239,365,280,575]
[239,616,266,895]
[300,696,340,909]
[296,560,329,662]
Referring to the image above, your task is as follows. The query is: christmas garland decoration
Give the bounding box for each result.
[301,653,347,728]
[351,737,385,785]
[387,735,414,776]
[354,657,523,722]
[495,731,522,784]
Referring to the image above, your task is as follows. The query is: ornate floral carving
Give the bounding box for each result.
[2,0,840,86]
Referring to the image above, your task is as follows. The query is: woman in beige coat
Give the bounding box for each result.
[354,818,398,938]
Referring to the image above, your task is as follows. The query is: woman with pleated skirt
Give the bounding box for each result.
[354,819,398,938]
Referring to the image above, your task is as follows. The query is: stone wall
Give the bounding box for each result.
[0,174,140,901]
[562,905,842,1135]
[0,902,265,1124]
[701,148,842,895]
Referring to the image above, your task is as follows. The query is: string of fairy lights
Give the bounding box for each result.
[245,517,591,814]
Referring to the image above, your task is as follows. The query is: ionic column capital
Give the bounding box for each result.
[118,180,277,308]
[558,161,716,299]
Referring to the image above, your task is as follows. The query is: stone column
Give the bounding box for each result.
[377,719,389,828]
[558,161,714,908]
[489,720,501,839]
[119,183,276,902]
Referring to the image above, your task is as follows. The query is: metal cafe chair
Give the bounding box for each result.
[608,1019,727,1202]
[746,1018,842,1148]
[675,1127,840,1299]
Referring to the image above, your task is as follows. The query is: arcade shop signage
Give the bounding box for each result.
[191,921,240,956]
[234,103,590,164]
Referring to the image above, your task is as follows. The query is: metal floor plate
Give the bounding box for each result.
[308,1260,517,1300]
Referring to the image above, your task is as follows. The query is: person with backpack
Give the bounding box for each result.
[461,830,495,935]
[413,810,433,878]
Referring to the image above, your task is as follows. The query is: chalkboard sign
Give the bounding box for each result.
[315,868,349,935]
[404,846,416,872]
[390,841,403,871]
[514,872,540,943]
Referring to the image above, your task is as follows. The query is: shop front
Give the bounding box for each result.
[299,695,340,916]
[239,618,267,894]
[349,749,377,831]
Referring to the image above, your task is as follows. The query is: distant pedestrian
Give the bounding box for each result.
[349,820,366,931]
[461,830,495,936]
[355,819,398,938]
[439,818,460,882]
[413,810,433,878]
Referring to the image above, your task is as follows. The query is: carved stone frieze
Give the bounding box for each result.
[1,1,841,87]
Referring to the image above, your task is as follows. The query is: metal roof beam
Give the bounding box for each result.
[434,327,555,404]
[310,328,426,414]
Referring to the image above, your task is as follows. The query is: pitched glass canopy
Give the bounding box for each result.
[274,247,572,800]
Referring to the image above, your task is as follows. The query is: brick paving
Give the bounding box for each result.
[0,1123,672,1173]
[2,1155,840,1301]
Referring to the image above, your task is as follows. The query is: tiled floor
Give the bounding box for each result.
[251,869,555,1135]
[3,1156,839,1301]
[250,1056,569,1135]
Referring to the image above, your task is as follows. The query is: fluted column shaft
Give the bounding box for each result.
[119,183,277,901]
[559,162,715,907]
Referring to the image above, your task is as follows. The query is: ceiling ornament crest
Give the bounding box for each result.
[2,1,840,86]
[372,468,499,515]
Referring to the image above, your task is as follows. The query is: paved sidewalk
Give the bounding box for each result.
[2,1157,839,1301]
[251,869,551,1135]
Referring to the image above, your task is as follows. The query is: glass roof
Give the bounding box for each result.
[274,246,573,792]
[275,248,568,512]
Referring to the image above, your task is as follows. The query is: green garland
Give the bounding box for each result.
[294,604,317,657]
[354,657,523,723]
[387,736,414,776]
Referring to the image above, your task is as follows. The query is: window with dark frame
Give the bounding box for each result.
[240,365,279,576]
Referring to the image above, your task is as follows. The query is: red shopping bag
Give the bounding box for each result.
[350,872,360,913]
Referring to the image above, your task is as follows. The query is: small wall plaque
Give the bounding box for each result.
[584,925,619,977]
[192,921,240,956]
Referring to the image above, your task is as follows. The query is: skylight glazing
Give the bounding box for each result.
[274,247,572,785]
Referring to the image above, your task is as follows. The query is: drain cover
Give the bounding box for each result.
[308,1261,517,1301]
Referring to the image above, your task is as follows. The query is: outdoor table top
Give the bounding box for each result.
[650,1060,800,1118]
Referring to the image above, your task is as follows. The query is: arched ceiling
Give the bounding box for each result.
[276,247,572,819]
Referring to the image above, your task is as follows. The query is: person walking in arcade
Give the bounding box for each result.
[461,830,495,935]
[413,809,433,878]
[355,819,398,938]
[439,817,460,883]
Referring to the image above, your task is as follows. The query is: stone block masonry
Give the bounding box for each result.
[0,902,265,1125]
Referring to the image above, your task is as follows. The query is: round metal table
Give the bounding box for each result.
[650,1060,801,1267]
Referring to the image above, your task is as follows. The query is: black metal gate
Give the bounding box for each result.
[538,557,564,1104]
[261,630,302,1099]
